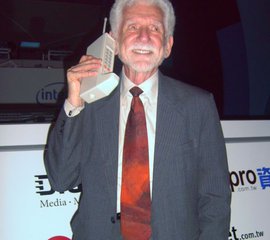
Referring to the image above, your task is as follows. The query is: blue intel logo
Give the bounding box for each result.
[36,82,66,105]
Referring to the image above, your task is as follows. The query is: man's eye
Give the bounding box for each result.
[150,25,160,32]
[128,25,138,31]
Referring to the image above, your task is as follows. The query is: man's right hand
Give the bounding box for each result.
[67,55,102,107]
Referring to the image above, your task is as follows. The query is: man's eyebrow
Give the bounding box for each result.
[123,19,136,26]
[123,19,163,27]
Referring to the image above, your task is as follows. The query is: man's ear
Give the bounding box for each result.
[109,31,119,55]
[164,36,174,58]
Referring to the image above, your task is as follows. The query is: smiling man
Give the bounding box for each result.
[116,2,173,84]
[45,0,231,239]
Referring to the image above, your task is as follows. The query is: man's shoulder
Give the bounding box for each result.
[159,73,211,102]
[159,73,219,121]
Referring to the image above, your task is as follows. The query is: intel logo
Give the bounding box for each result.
[36,82,66,105]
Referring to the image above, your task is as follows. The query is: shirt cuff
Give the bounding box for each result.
[64,99,85,117]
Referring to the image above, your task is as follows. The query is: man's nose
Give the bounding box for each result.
[137,27,150,42]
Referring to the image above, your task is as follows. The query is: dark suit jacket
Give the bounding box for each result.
[45,72,231,240]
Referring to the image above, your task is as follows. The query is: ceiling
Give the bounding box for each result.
[0,0,115,57]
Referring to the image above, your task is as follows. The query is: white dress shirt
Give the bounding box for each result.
[64,69,159,213]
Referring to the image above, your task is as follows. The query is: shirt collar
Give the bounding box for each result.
[120,68,158,104]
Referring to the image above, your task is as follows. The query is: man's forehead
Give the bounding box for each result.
[122,4,164,24]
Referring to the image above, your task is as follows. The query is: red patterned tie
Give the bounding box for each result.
[121,87,152,240]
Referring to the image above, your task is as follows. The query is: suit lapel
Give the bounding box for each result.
[94,85,120,210]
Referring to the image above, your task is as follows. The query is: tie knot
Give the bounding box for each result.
[130,87,143,97]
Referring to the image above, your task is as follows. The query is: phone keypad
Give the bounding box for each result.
[103,47,113,73]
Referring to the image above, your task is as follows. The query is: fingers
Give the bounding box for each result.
[67,55,102,81]
[66,55,102,106]
[67,67,98,81]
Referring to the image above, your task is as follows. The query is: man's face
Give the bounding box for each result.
[116,3,173,73]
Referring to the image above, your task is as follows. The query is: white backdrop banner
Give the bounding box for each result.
[0,121,270,240]
[0,149,79,240]
[227,141,269,240]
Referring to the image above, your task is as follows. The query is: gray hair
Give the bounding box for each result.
[109,0,176,40]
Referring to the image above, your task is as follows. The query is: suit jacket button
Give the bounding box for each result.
[111,216,116,224]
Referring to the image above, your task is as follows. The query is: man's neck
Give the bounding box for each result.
[123,66,158,85]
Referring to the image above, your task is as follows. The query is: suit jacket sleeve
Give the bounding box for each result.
[198,94,231,240]
[44,107,86,192]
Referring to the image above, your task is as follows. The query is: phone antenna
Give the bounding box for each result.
[102,17,108,34]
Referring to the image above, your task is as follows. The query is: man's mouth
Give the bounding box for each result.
[132,49,152,54]
[129,43,156,55]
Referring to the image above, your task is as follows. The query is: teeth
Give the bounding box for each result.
[133,49,151,54]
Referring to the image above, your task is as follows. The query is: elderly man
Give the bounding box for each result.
[45,0,231,239]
